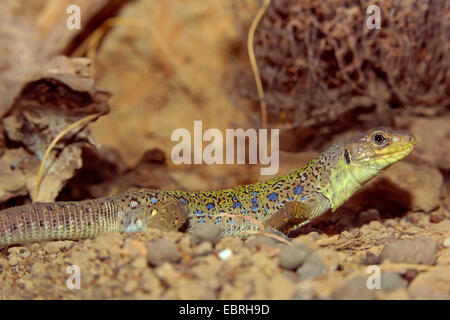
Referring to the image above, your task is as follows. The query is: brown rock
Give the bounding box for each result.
[190,223,222,246]
[279,243,311,270]
[444,238,450,248]
[378,162,443,212]
[307,231,321,241]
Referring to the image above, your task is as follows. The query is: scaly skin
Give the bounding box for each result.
[0,128,416,246]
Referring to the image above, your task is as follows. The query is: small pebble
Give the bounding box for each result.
[190,223,222,246]
[443,238,450,248]
[245,236,277,250]
[307,231,321,241]
[146,239,181,267]
[218,248,233,260]
[279,243,311,270]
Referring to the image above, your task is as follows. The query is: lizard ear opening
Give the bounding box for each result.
[344,149,351,164]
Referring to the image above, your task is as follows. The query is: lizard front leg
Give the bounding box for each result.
[263,192,330,235]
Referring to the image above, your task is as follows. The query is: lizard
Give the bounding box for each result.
[0,127,416,246]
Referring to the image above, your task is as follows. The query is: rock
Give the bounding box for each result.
[279,243,311,270]
[444,238,450,248]
[409,266,450,299]
[146,239,181,267]
[296,254,328,280]
[307,231,321,241]
[381,236,437,265]
[217,248,233,260]
[332,275,375,300]
[190,223,222,246]
[380,273,407,293]
[378,161,443,212]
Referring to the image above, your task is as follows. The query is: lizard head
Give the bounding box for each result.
[319,127,416,211]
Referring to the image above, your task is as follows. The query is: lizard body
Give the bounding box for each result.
[0,128,416,246]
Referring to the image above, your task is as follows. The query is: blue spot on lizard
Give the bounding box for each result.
[267,192,277,201]
[294,186,303,195]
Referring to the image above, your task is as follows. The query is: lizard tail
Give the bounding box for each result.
[0,199,121,246]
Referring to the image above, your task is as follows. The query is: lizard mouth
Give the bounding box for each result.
[382,141,415,161]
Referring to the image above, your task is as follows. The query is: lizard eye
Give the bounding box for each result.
[372,133,386,145]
